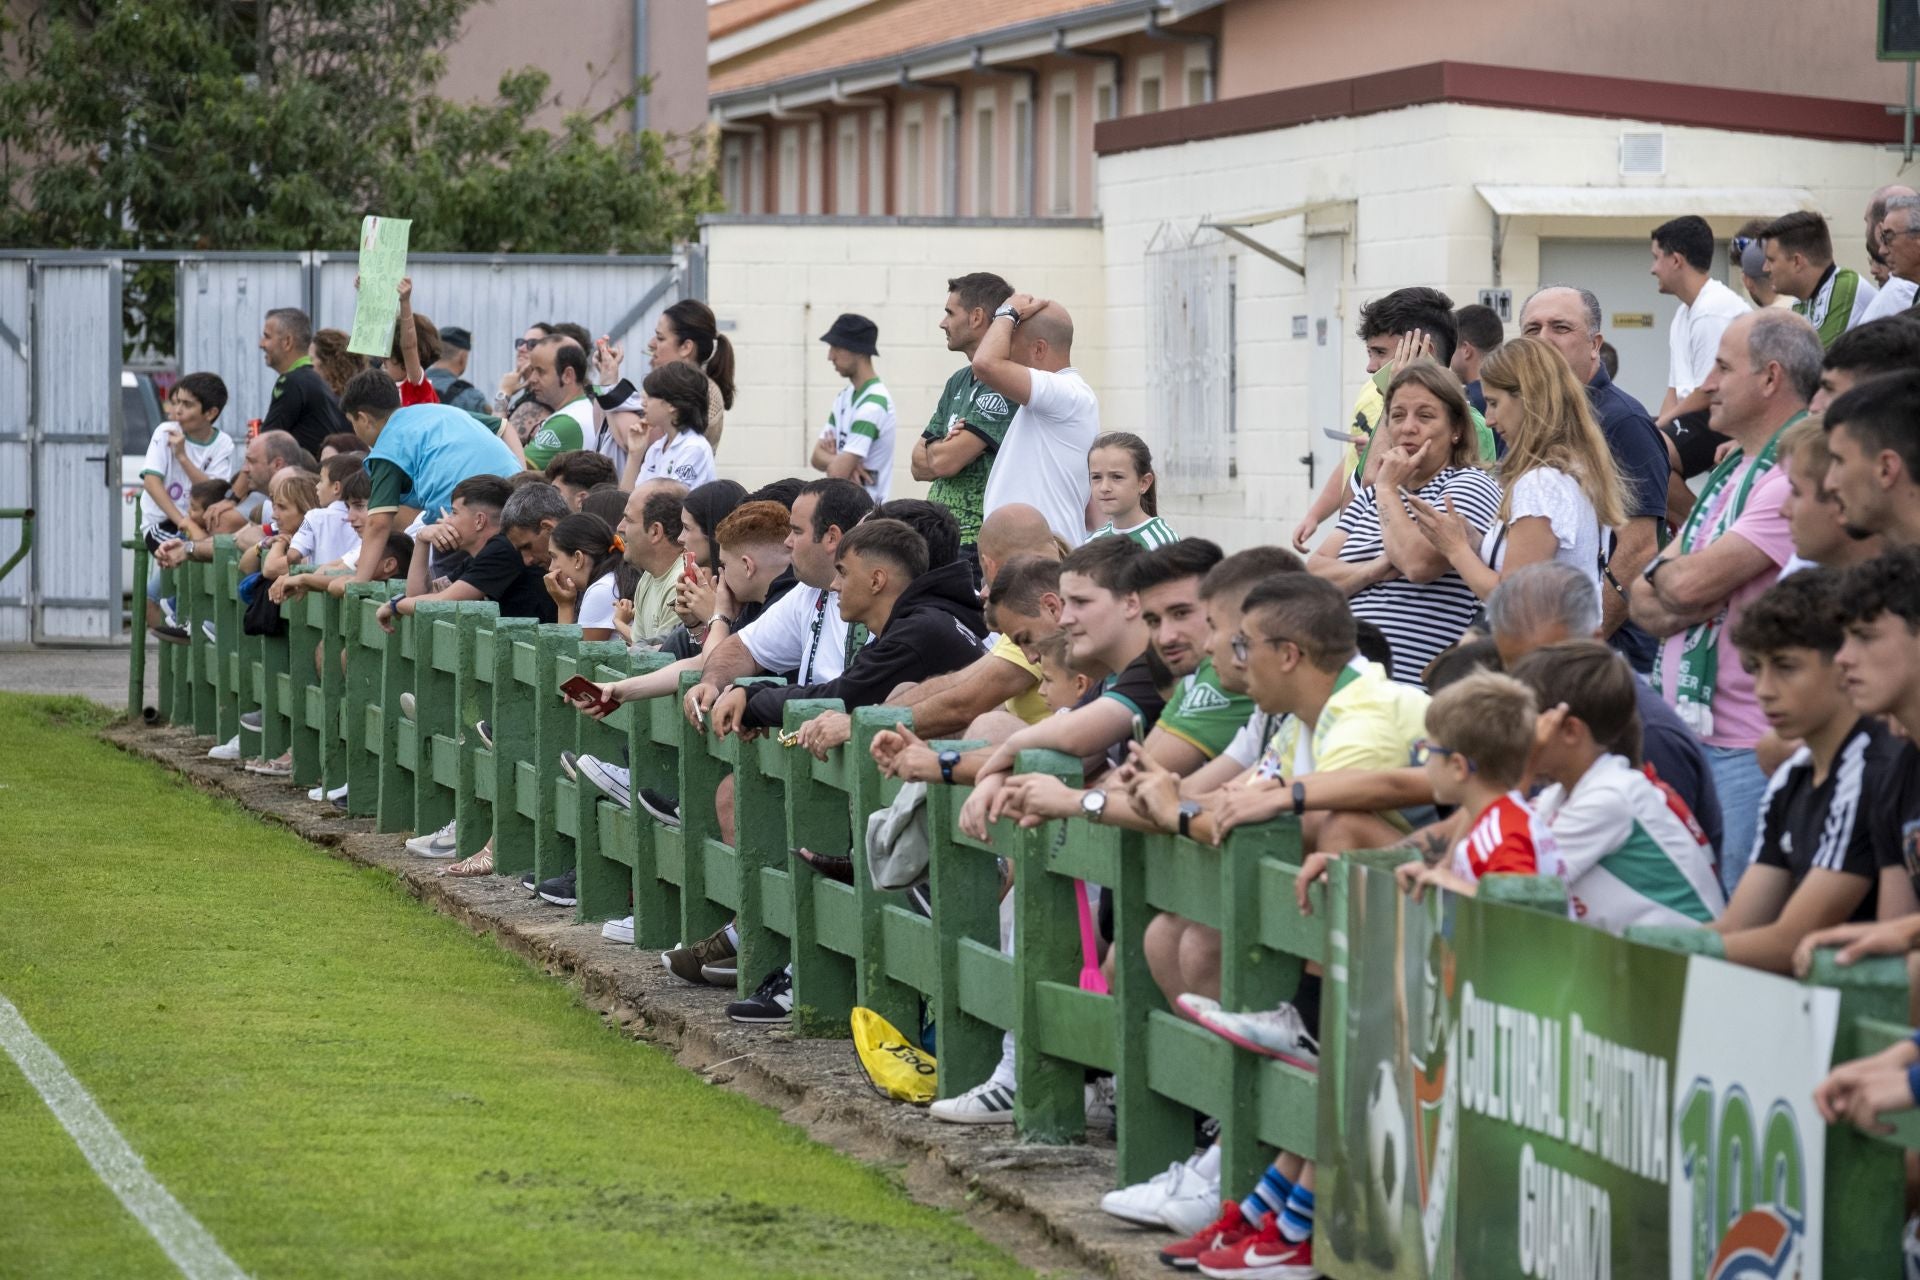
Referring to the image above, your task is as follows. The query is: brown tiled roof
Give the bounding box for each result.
[711,0,1114,95]
[710,0,815,40]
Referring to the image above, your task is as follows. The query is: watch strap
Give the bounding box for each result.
[1292,780,1308,817]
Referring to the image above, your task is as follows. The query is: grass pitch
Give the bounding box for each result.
[0,695,1031,1279]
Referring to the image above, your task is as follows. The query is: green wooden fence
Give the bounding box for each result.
[128,535,1917,1272]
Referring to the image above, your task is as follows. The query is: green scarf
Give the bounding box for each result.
[1795,269,1860,349]
[1653,413,1803,736]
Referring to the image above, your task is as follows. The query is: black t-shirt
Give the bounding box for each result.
[262,362,349,458]
[457,533,557,623]
[1073,649,1170,772]
[1753,717,1895,922]
[1872,737,1920,901]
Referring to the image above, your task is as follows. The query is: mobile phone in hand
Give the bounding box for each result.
[559,674,616,714]
[684,551,699,579]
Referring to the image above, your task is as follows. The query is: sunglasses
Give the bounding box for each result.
[514,337,540,350]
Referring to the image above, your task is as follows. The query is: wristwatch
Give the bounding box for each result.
[1292,780,1308,817]
[992,303,1022,325]
[938,749,961,785]
[1641,556,1671,586]
[1081,788,1108,823]
[1177,800,1202,840]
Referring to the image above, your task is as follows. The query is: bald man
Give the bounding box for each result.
[884,503,1064,737]
[972,293,1101,548]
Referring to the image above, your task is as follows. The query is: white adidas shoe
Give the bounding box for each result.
[929,1079,1016,1125]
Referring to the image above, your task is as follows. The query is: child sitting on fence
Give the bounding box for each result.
[268,469,375,603]
[543,512,625,642]
[1507,640,1725,934]
[245,471,319,579]
[1392,668,1565,903]
[1708,569,1898,973]
[267,452,364,581]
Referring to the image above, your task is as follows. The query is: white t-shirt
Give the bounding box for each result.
[1224,707,1286,769]
[981,366,1100,548]
[1667,278,1750,399]
[577,572,619,631]
[1859,276,1919,323]
[739,584,860,684]
[638,428,716,490]
[1478,467,1601,595]
[290,501,359,567]
[819,378,896,503]
[139,425,237,533]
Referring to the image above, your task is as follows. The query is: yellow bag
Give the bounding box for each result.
[851,1006,937,1104]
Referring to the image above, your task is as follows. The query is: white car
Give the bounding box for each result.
[119,368,172,589]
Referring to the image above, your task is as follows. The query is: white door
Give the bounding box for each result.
[1536,238,1733,416]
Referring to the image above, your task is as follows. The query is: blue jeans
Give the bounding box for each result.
[1706,745,1769,897]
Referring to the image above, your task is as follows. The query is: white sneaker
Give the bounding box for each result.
[308,782,349,802]
[1085,1077,1117,1127]
[399,691,417,721]
[1100,1150,1221,1232]
[207,735,241,761]
[929,1079,1015,1125]
[1193,1002,1320,1071]
[601,915,635,945]
[404,818,459,858]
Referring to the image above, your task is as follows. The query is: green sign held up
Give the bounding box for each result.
[348,214,413,357]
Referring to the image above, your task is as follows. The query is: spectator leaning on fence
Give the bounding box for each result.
[258,305,349,457]
[1708,569,1897,973]
[810,313,895,503]
[140,372,236,628]
[1488,562,1723,857]
[616,480,693,643]
[915,273,1018,557]
[1631,309,1821,894]
[338,368,522,586]
[379,474,555,631]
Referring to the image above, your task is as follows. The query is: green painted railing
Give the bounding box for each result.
[139,552,1916,1272]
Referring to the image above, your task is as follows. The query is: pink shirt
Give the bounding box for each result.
[1656,465,1795,749]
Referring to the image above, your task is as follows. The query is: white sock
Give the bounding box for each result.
[987,1031,1018,1091]
[724,922,740,948]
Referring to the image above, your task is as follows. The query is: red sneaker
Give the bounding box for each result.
[1197,1212,1318,1279]
[1158,1201,1251,1271]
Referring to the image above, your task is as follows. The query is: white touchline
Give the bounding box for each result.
[0,994,249,1280]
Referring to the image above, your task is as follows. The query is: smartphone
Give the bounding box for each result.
[684,550,699,579]
[1322,427,1369,444]
[559,674,615,713]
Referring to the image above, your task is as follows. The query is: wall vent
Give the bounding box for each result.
[1620,131,1665,176]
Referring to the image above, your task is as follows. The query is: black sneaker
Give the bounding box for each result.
[520,870,538,896]
[154,624,189,645]
[536,867,577,907]
[475,719,493,748]
[727,966,793,1024]
[637,788,680,829]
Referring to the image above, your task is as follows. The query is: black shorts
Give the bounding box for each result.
[142,521,181,555]
[1663,410,1728,480]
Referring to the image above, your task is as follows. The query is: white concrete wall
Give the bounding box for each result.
[700,218,1107,498]
[1096,102,1905,552]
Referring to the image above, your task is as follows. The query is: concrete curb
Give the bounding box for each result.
[105,723,1195,1280]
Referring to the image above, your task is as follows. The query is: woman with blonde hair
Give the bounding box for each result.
[1407,336,1625,601]
[1309,361,1503,682]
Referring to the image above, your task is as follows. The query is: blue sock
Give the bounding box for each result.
[1279,1185,1315,1243]
[1239,1165,1293,1223]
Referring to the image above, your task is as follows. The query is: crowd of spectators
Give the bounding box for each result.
[150,207,1920,1277]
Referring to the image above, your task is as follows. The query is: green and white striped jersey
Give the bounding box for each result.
[822,377,896,503]
[1091,515,1179,548]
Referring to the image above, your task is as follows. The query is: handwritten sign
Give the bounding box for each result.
[347,215,413,357]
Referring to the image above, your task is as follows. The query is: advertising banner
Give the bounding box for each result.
[1322,863,1838,1280]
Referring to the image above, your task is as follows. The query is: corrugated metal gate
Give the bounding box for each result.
[0,248,688,644]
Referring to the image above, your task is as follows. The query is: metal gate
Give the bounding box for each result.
[0,247,684,645]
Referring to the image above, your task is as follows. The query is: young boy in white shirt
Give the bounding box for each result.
[1509,640,1725,933]
[141,372,237,628]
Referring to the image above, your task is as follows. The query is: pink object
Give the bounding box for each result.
[1075,880,1109,995]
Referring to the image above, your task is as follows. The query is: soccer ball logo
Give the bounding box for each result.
[1367,1060,1408,1236]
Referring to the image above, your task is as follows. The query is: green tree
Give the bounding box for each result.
[0,0,718,346]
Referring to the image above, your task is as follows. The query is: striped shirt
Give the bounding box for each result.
[1335,467,1502,684]
[1092,516,1180,548]
[1752,718,1894,919]
[822,377,896,503]
[1531,753,1724,935]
